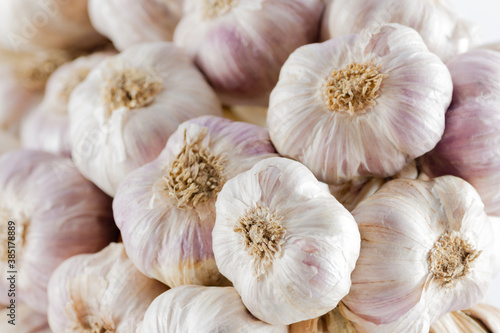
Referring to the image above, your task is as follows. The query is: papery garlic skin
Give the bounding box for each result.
[21,51,113,157]
[140,286,288,332]
[174,0,324,106]
[0,150,118,314]
[0,303,51,333]
[267,23,451,185]
[89,0,183,51]
[213,157,361,325]
[321,0,480,62]
[69,42,222,196]
[421,49,500,217]
[48,243,168,332]
[465,303,500,333]
[114,116,278,288]
[343,176,494,332]
[290,306,357,333]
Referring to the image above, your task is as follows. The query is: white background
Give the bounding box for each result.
[454,0,500,308]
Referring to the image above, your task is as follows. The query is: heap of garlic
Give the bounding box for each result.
[69,42,223,196]
[89,0,183,51]
[342,176,494,332]
[213,157,360,325]
[114,115,278,287]
[0,150,118,314]
[48,243,168,332]
[321,0,480,62]
[174,0,324,106]
[139,286,288,332]
[267,23,452,185]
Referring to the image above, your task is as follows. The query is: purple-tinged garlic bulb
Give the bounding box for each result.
[48,243,168,332]
[0,303,51,333]
[89,0,183,51]
[21,51,114,157]
[139,286,288,332]
[114,116,277,288]
[267,23,452,185]
[212,157,360,325]
[342,176,495,332]
[321,0,480,62]
[421,49,500,217]
[0,150,118,314]
[174,0,324,106]
[69,42,222,196]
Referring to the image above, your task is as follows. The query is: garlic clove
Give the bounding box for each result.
[139,285,288,332]
[69,42,223,196]
[0,303,51,332]
[47,242,168,332]
[267,23,452,185]
[213,157,361,325]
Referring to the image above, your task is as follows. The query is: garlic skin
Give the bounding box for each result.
[464,303,500,333]
[421,49,500,217]
[48,243,168,332]
[0,130,20,155]
[140,286,288,332]
[0,303,51,333]
[321,0,480,62]
[343,176,494,332]
[89,0,183,51]
[174,0,324,106]
[267,23,452,185]
[21,51,113,157]
[0,150,118,314]
[213,157,361,325]
[290,306,357,333]
[114,116,277,288]
[69,42,222,196]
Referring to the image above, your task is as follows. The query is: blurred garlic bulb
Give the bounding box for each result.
[464,303,500,332]
[0,303,51,333]
[0,150,118,314]
[140,286,288,332]
[267,23,452,185]
[230,105,268,128]
[89,0,183,51]
[213,157,360,325]
[321,0,480,62]
[174,0,324,106]
[342,176,495,332]
[0,0,105,52]
[0,130,20,155]
[48,243,168,332]
[21,50,114,157]
[430,310,487,333]
[114,116,277,287]
[69,42,222,196]
[290,306,357,333]
[421,49,500,217]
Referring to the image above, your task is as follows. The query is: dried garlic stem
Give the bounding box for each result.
[71,319,113,333]
[203,0,236,19]
[234,206,286,277]
[163,128,225,209]
[0,209,27,262]
[323,62,387,114]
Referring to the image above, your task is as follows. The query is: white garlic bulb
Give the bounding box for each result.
[140,286,288,332]
[213,157,361,325]
[174,0,324,106]
[0,303,51,332]
[421,49,500,217]
[89,0,183,51]
[114,115,278,287]
[0,150,118,314]
[21,51,114,157]
[342,176,495,332]
[321,0,481,62]
[48,242,168,332]
[69,42,223,196]
[267,23,452,185]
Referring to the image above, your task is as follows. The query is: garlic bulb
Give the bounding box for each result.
[174,0,324,106]
[69,42,223,196]
[48,242,168,332]
[429,310,487,333]
[420,49,500,217]
[213,157,360,325]
[464,303,500,333]
[0,303,51,332]
[21,51,114,157]
[267,23,452,185]
[89,0,183,51]
[0,150,118,314]
[290,306,357,333]
[140,286,288,332]
[342,176,495,332]
[114,115,277,287]
[321,0,480,62]
[0,130,20,155]
[0,0,104,52]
